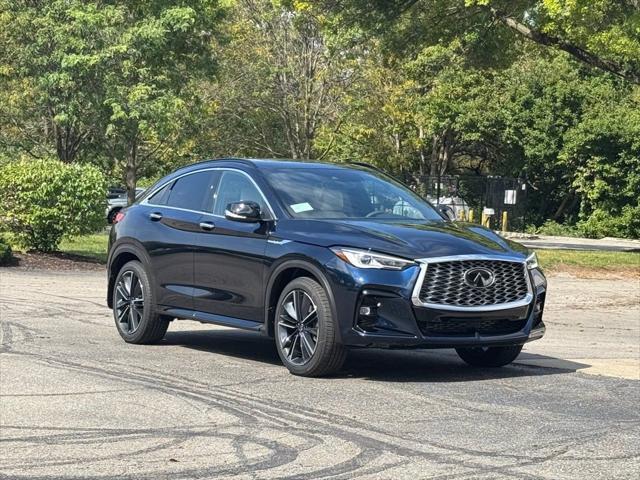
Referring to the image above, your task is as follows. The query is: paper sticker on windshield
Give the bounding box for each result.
[291,202,313,213]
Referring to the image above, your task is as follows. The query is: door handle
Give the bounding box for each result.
[149,212,163,221]
[199,221,215,231]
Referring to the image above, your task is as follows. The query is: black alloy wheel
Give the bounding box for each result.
[112,260,170,344]
[114,270,145,335]
[274,277,346,377]
[277,289,319,365]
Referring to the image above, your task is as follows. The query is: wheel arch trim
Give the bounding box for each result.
[107,240,154,308]
[263,257,339,341]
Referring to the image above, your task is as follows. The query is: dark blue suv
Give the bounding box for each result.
[107,159,546,376]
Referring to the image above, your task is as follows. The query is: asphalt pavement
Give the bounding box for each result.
[1,269,639,479]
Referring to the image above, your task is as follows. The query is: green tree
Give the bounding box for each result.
[321,0,640,84]
[201,0,358,160]
[99,1,223,203]
[0,1,115,161]
[1,1,224,203]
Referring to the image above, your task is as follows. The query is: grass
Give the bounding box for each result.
[58,232,109,263]
[536,249,639,276]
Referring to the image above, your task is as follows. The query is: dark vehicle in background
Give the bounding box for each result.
[106,187,145,224]
[106,159,547,376]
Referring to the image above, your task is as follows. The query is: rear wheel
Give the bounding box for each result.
[455,345,523,367]
[113,260,169,344]
[275,277,346,377]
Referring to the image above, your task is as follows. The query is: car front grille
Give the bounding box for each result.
[418,259,529,308]
[420,317,528,336]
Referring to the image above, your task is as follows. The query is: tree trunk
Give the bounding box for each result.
[430,129,453,177]
[125,142,138,205]
[439,129,453,176]
[429,133,440,177]
[418,126,427,175]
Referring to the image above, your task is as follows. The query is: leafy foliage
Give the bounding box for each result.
[577,205,640,239]
[1,0,223,202]
[0,235,12,265]
[0,158,106,251]
[0,0,638,240]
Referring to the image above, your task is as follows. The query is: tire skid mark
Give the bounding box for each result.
[0,321,37,353]
[18,290,108,309]
[4,350,587,480]
[1,295,110,327]
[0,319,13,353]
[127,361,640,466]
[2,353,352,479]
[2,284,638,480]
[10,345,637,479]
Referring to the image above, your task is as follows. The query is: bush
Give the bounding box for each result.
[577,204,640,239]
[0,158,107,252]
[0,235,12,265]
[528,220,581,237]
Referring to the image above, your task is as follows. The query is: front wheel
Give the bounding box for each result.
[275,277,346,377]
[112,260,169,344]
[455,345,523,367]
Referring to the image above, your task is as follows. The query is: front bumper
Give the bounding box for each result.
[326,258,546,349]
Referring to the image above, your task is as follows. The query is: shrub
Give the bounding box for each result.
[577,204,640,239]
[0,235,12,265]
[0,158,107,252]
[529,220,581,237]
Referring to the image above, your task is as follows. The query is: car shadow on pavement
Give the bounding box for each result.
[163,329,283,366]
[163,329,586,382]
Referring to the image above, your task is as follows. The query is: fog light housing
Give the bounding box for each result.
[356,298,382,332]
[359,306,373,316]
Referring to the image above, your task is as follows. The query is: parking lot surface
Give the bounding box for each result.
[1,269,639,479]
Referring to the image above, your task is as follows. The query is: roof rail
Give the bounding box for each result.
[347,161,385,173]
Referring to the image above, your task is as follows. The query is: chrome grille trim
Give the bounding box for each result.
[411,254,533,312]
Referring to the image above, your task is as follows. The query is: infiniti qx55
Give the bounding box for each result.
[107,159,546,376]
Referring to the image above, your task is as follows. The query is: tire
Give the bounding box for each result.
[455,345,523,367]
[112,260,169,344]
[274,277,346,377]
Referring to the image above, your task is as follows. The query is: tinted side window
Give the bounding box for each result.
[213,171,267,216]
[147,183,171,205]
[166,171,213,211]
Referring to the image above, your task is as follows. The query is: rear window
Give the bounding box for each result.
[165,171,214,211]
[146,184,171,205]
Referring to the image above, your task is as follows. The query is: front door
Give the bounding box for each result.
[192,169,271,321]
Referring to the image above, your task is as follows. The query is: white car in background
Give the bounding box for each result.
[106,187,145,224]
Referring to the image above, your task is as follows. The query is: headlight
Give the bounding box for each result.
[330,247,415,270]
[526,252,539,270]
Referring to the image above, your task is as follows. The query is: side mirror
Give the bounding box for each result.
[437,205,456,222]
[225,201,262,223]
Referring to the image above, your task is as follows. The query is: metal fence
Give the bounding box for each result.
[403,175,529,232]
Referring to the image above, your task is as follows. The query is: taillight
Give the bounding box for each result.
[113,211,126,224]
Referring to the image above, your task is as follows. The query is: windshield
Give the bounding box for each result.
[263,167,442,221]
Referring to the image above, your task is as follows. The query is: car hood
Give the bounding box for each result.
[278,219,528,260]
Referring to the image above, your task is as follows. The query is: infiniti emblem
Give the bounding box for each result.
[464,267,495,288]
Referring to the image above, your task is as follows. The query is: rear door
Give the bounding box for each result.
[192,169,272,321]
[141,170,218,311]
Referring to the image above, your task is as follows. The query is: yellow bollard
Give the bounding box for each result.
[481,213,487,227]
[469,209,474,223]
[501,211,508,233]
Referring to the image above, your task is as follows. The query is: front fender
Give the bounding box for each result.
[263,247,339,341]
